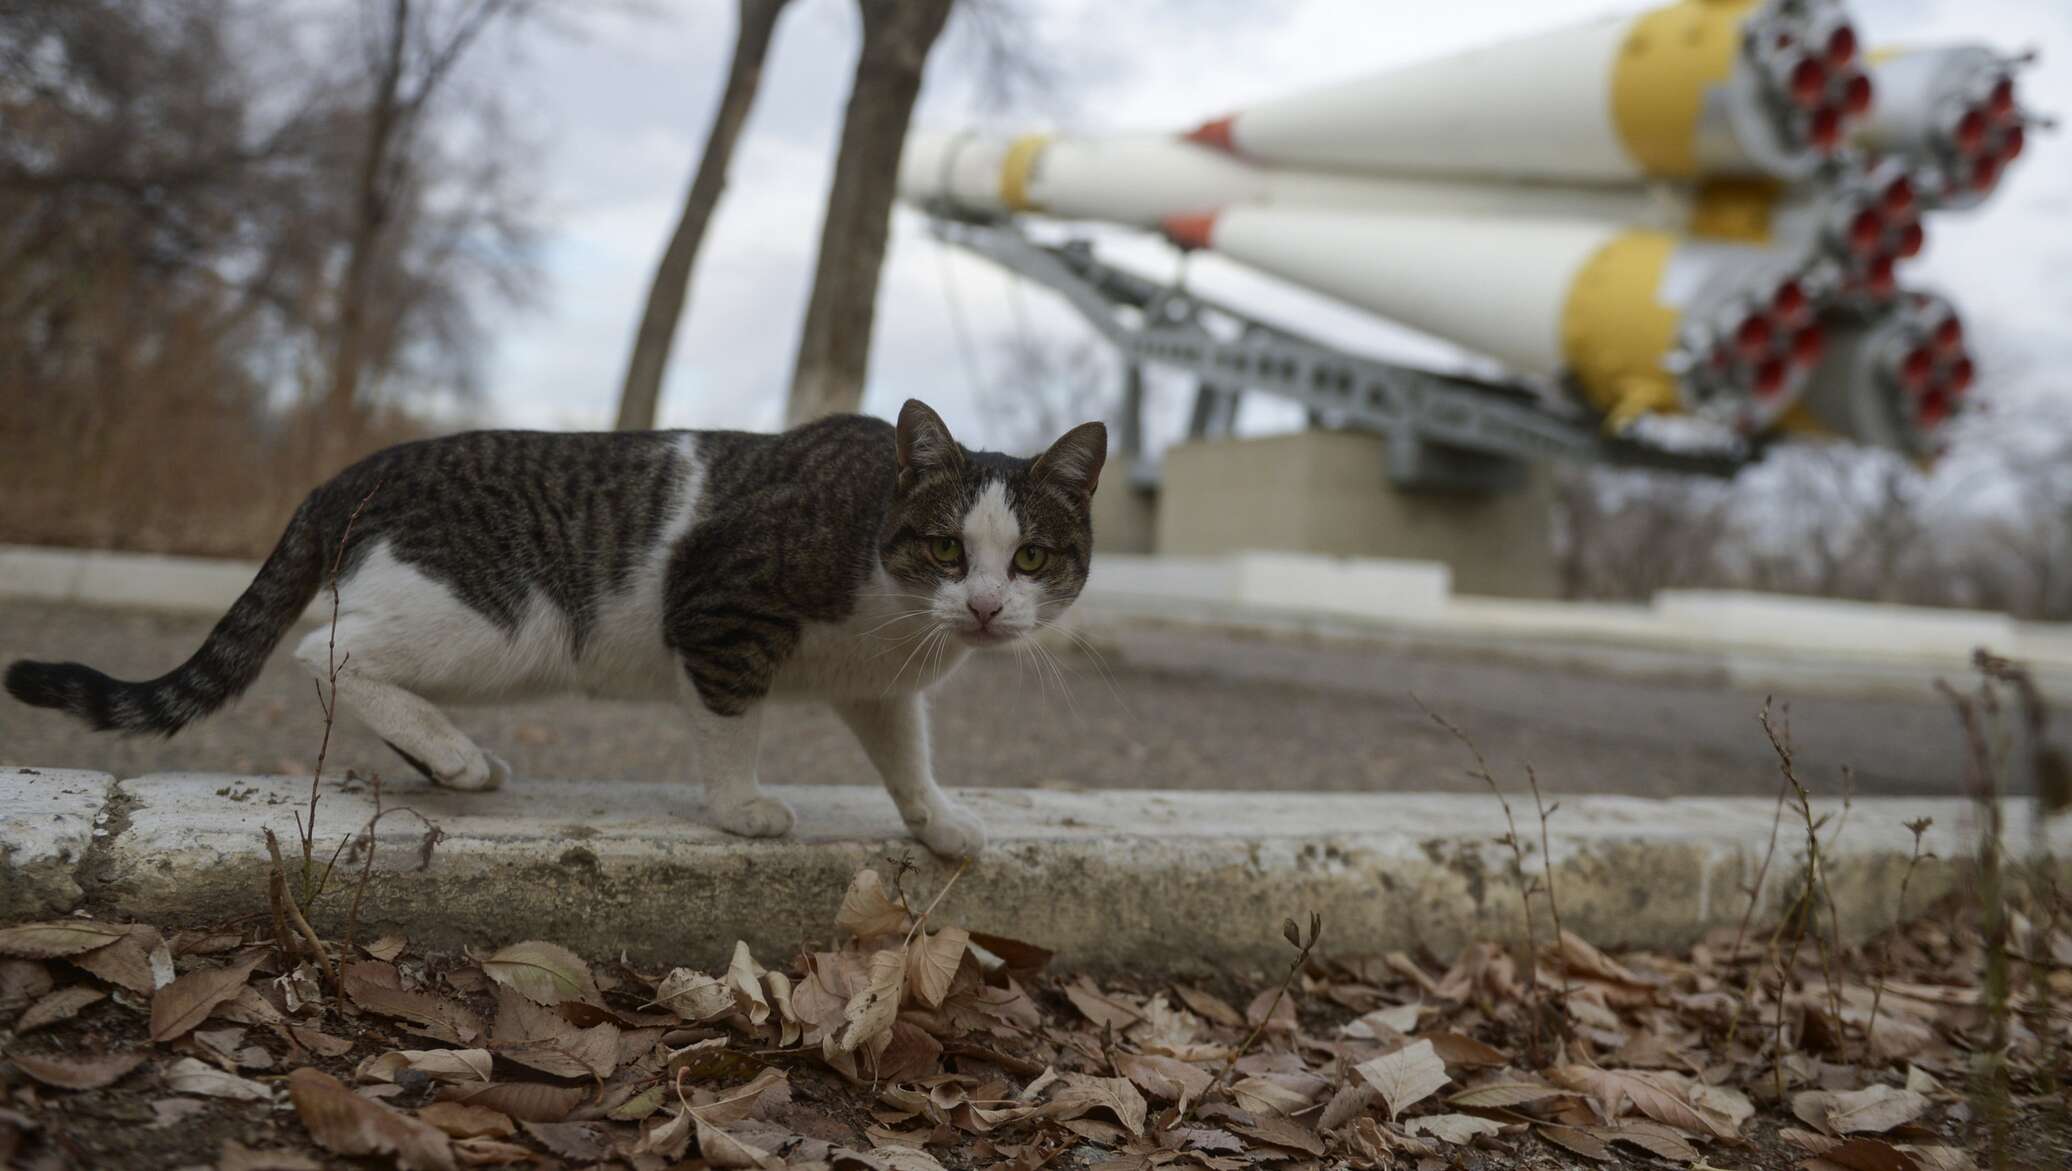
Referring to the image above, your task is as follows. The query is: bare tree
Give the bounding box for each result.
[783,0,955,426]
[613,0,792,431]
[326,0,530,434]
[977,330,1115,451]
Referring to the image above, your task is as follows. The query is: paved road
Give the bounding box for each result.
[0,599,1967,800]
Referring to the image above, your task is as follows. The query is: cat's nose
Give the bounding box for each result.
[968,596,1003,626]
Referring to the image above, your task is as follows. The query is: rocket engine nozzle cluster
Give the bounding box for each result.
[901,0,2037,459]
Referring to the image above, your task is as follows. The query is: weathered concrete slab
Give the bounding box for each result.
[0,768,113,917]
[47,768,2064,976]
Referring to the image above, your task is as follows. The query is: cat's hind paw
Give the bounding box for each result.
[909,801,987,860]
[709,794,797,839]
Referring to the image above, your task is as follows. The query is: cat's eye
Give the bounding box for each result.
[928,536,964,565]
[1013,545,1049,573]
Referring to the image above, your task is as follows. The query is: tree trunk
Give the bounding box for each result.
[614,0,791,432]
[783,0,953,427]
[326,0,409,436]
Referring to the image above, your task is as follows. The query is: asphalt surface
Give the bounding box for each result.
[0,599,1967,799]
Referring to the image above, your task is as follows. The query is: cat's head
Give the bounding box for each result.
[879,399,1104,648]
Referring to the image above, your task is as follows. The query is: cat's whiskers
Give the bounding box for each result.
[1036,617,1128,708]
[884,625,946,696]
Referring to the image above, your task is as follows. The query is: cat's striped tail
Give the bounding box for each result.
[5,496,329,736]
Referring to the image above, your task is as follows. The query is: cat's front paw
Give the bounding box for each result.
[908,800,986,859]
[438,749,510,792]
[709,794,797,839]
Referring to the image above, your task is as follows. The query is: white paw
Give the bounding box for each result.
[909,800,987,859]
[438,749,509,792]
[710,794,796,839]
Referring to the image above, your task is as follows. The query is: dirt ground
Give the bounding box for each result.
[0,600,1971,799]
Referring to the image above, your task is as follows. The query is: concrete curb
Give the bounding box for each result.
[6,767,2062,974]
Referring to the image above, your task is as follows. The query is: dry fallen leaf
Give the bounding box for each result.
[1448,1080,1571,1109]
[837,948,906,1056]
[1794,1085,1930,1137]
[218,1140,321,1171]
[1537,1123,1615,1163]
[71,925,173,995]
[1603,1120,1701,1162]
[0,921,130,958]
[436,1081,588,1123]
[1549,1065,1738,1139]
[343,961,483,1045]
[1049,1073,1149,1136]
[728,941,772,1025]
[150,955,261,1042]
[479,941,599,1007]
[289,1025,355,1059]
[836,870,910,939]
[357,1048,495,1085]
[1062,977,1141,1028]
[363,935,408,962]
[11,1051,146,1091]
[164,1055,273,1101]
[289,1066,456,1171]
[1115,1052,1213,1110]
[1355,1039,1450,1120]
[1408,1113,1506,1145]
[654,967,737,1022]
[417,1101,517,1140]
[906,928,969,1009]
[697,1114,782,1169]
[16,985,105,1033]
[0,958,54,1016]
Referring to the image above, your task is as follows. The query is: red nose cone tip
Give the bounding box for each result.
[1183,116,1236,154]
[1948,357,1976,393]
[1989,77,2016,119]
[1896,220,1925,258]
[1843,73,1874,116]
[1161,212,1219,251]
[1826,25,1858,67]
[1882,176,1916,215]
[1791,325,1825,367]
[1790,58,1828,107]
[1754,359,1787,397]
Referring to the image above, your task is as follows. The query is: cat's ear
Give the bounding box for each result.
[896,399,963,484]
[1031,420,1107,499]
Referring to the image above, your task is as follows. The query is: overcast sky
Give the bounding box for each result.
[470,0,2071,454]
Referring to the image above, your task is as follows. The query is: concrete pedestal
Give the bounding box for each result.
[1155,430,1559,599]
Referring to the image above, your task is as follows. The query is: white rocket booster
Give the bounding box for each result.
[1158,206,1832,434]
[899,132,1924,304]
[1181,0,1871,183]
[1855,46,2032,207]
[1798,292,1972,454]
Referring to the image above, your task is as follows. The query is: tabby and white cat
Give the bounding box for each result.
[5,401,1106,858]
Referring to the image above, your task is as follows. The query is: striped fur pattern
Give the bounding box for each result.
[5,400,1106,857]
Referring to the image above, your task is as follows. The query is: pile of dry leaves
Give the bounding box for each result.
[0,860,2065,1170]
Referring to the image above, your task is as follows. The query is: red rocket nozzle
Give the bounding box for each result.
[1772,280,1808,322]
[1847,209,1885,255]
[1947,356,1976,394]
[1918,390,1952,427]
[1842,73,1874,116]
[1881,175,1916,216]
[1825,26,1858,67]
[1866,255,1897,296]
[1933,316,1963,353]
[1970,154,2002,191]
[1900,347,1934,387]
[2002,125,2026,160]
[1989,77,2016,119]
[1734,313,1774,357]
[1955,108,1988,151]
[1790,58,1829,108]
[1810,106,1843,152]
[1184,117,1237,154]
[1895,219,1925,258]
[1790,324,1825,367]
[1754,359,1787,397]
[1162,212,1220,251]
